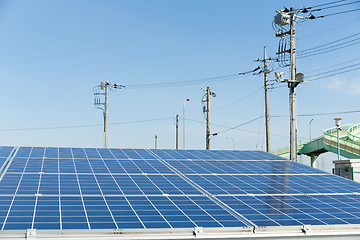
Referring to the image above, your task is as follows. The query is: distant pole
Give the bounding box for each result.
[263,47,270,152]
[202,87,216,150]
[176,115,179,149]
[155,134,158,149]
[104,82,109,148]
[206,87,211,150]
[183,98,190,149]
[93,81,124,148]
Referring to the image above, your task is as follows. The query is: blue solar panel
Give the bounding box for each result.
[0,146,14,173]
[1,146,360,231]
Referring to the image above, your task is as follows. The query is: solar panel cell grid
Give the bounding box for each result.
[1,146,360,231]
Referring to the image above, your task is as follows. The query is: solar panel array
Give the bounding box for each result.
[1,146,360,231]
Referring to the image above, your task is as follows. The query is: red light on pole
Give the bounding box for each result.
[186,98,190,101]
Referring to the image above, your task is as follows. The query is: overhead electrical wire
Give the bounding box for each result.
[0,117,174,132]
[307,65,360,81]
[185,117,290,138]
[303,0,347,9]
[311,0,360,11]
[280,33,360,59]
[297,32,360,54]
[298,41,360,58]
[304,57,360,74]
[306,62,360,78]
[214,116,264,135]
[283,38,360,59]
[213,87,263,111]
[125,74,239,89]
[316,8,360,18]
[297,18,360,40]
[272,109,360,118]
[125,67,261,89]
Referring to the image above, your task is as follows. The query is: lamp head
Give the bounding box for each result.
[334,117,342,127]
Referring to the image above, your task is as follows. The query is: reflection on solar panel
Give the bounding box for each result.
[1,146,360,236]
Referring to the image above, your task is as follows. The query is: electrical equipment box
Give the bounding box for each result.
[274,13,289,26]
[333,159,360,182]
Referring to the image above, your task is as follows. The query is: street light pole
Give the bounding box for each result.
[334,118,342,161]
[309,119,314,141]
[226,137,235,150]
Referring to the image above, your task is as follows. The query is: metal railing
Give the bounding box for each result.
[271,143,304,156]
[323,124,360,157]
[272,123,360,158]
[348,123,360,142]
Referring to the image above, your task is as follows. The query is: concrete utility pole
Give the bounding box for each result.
[93,81,124,148]
[274,7,307,161]
[202,87,216,150]
[175,115,179,149]
[254,46,277,152]
[288,7,298,162]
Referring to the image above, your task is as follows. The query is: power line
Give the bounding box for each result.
[296,39,360,59]
[272,110,360,118]
[317,7,360,18]
[304,0,347,9]
[186,118,284,137]
[304,57,360,74]
[306,62,360,78]
[125,68,260,89]
[312,0,360,11]
[215,116,264,135]
[297,32,360,54]
[297,18,360,40]
[185,118,306,139]
[307,65,360,81]
[0,117,174,132]
[125,74,239,89]
[213,87,263,111]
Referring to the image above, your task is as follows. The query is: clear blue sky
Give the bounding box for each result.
[0,0,359,169]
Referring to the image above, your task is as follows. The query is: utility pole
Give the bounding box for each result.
[274,7,308,161]
[175,115,179,149]
[93,81,124,148]
[289,7,297,162]
[254,46,277,152]
[202,87,216,150]
[154,134,158,149]
[183,98,190,149]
